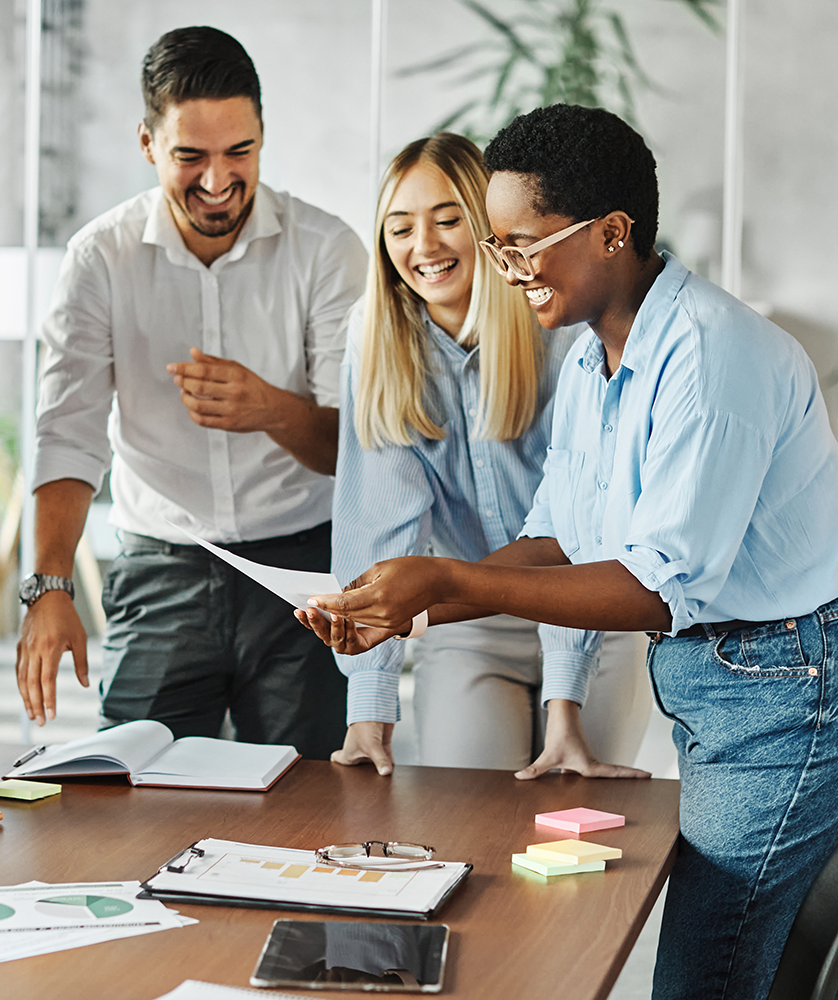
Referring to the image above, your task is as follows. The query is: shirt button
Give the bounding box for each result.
[475,459,485,468]
[595,536,602,545]
[598,481,608,490]
[603,424,613,433]
[468,407,477,417]
[485,510,495,517]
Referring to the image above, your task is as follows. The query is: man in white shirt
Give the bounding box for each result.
[15,26,367,756]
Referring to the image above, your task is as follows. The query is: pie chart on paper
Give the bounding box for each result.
[35,894,134,920]
[0,904,14,919]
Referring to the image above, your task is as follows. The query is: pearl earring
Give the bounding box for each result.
[617,240,624,247]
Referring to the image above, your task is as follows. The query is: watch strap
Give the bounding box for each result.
[20,573,75,606]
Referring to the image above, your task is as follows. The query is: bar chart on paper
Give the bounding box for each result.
[201,850,417,896]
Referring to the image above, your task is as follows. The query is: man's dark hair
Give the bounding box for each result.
[141,26,262,131]
[483,104,659,259]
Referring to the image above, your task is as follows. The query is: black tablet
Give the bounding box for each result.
[250,919,450,992]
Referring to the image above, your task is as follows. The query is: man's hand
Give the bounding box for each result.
[515,699,651,781]
[167,347,283,433]
[331,721,395,776]
[16,592,89,726]
[167,348,339,474]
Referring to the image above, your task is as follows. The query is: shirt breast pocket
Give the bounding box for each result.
[544,447,585,559]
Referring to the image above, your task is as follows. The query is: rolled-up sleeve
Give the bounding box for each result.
[305,228,368,408]
[619,409,772,634]
[33,242,115,493]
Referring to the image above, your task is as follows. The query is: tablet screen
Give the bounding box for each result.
[250,919,449,992]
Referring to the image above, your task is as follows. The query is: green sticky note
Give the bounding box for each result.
[511,854,607,877]
[0,779,62,801]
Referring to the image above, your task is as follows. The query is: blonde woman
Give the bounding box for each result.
[328,133,650,776]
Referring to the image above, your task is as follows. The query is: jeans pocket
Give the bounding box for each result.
[648,643,696,738]
[712,622,811,677]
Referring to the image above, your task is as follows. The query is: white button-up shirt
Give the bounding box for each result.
[33,183,367,543]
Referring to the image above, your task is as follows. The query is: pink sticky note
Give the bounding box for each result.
[535,807,625,834]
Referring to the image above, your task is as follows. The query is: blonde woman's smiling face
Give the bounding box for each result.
[383,162,475,337]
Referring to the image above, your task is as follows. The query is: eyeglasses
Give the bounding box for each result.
[479,217,598,280]
[315,841,439,871]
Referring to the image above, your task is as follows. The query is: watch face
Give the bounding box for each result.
[20,575,41,605]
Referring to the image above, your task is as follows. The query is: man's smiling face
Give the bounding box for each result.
[139,95,262,255]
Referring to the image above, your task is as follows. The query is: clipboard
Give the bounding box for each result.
[139,839,472,921]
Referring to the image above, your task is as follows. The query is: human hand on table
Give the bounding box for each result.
[331,721,395,776]
[515,699,652,781]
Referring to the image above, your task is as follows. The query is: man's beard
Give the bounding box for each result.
[186,186,253,238]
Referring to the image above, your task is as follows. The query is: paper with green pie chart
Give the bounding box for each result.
[35,894,134,919]
[0,881,184,936]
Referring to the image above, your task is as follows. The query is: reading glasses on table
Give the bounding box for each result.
[315,841,440,871]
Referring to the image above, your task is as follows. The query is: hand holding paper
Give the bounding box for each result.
[167,522,340,616]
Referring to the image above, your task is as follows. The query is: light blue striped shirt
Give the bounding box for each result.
[522,253,838,632]
[332,303,600,724]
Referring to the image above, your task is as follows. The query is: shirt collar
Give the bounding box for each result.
[421,305,479,367]
[141,183,282,268]
[577,251,689,377]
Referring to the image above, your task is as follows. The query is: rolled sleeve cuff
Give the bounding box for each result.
[32,447,108,495]
[518,517,556,541]
[619,546,694,635]
[345,668,402,725]
[540,649,599,709]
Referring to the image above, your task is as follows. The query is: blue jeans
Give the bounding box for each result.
[100,524,347,759]
[649,598,838,1000]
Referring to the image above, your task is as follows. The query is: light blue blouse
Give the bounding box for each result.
[521,253,838,634]
[332,303,598,724]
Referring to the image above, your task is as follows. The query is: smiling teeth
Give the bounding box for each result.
[525,287,554,303]
[418,260,456,276]
[194,191,232,205]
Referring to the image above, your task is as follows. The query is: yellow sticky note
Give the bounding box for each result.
[526,840,622,864]
[0,779,62,801]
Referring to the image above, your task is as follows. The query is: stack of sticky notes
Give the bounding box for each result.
[511,807,625,877]
[0,779,62,801]
[512,839,622,876]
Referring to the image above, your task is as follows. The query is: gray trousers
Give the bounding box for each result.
[411,617,651,770]
[99,523,347,759]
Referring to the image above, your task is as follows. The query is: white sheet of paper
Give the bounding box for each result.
[166,522,339,612]
[152,981,307,1000]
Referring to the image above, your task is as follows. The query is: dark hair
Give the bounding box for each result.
[141,26,262,131]
[483,104,658,259]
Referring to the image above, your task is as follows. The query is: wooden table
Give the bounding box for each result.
[0,745,679,1000]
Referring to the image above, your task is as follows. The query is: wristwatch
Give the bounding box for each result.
[19,573,75,607]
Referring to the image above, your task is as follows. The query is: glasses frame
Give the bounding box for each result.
[314,841,440,871]
[479,217,598,280]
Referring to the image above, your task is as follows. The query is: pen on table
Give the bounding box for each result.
[12,745,46,768]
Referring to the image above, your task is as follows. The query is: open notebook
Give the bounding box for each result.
[3,720,299,791]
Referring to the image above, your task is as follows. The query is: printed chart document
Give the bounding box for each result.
[141,839,471,921]
[3,720,299,791]
[0,881,195,963]
[167,522,340,611]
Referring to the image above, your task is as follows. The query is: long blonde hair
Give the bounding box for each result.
[355,133,542,449]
